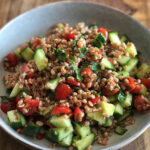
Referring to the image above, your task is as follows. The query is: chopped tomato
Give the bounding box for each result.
[134,96,150,112]
[20,45,27,51]
[81,68,93,76]
[17,98,39,116]
[55,84,72,100]
[74,107,82,122]
[36,133,45,140]
[0,100,16,113]
[6,53,19,66]
[102,88,119,96]
[21,63,35,78]
[66,78,81,87]
[131,84,142,93]
[141,78,150,89]
[122,77,135,91]
[64,31,75,40]
[45,122,54,128]
[88,97,100,104]
[97,28,108,39]
[65,50,71,59]
[51,106,72,115]
[32,39,41,49]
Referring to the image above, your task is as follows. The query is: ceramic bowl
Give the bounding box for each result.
[0,1,150,150]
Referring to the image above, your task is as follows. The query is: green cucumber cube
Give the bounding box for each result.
[102,102,115,117]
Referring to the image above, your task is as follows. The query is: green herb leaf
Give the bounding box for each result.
[69,55,75,62]
[54,48,68,62]
[49,91,55,100]
[0,96,9,104]
[70,63,83,81]
[91,62,101,72]
[89,25,98,29]
[79,48,89,58]
[80,61,91,70]
[20,87,30,97]
[53,42,57,48]
[73,40,77,47]
[117,91,125,103]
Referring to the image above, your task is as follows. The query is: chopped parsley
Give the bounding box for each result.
[20,87,30,97]
[89,25,98,29]
[70,63,83,81]
[54,48,68,62]
[0,96,9,104]
[91,62,100,72]
[80,61,91,70]
[69,55,75,62]
[79,48,89,58]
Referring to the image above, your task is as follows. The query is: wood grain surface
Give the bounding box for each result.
[0,0,149,150]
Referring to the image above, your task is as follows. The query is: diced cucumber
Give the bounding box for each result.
[100,57,115,70]
[21,47,34,61]
[34,48,48,71]
[121,35,130,44]
[136,63,150,78]
[7,110,22,129]
[115,56,131,65]
[139,84,147,96]
[102,102,115,117]
[103,118,113,127]
[14,48,21,58]
[121,93,132,108]
[73,133,95,150]
[109,95,117,103]
[74,122,91,138]
[114,103,124,116]
[19,112,26,126]
[9,83,20,98]
[87,111,106,125]
[123,57,138,72]
[115,126,127,135]
[23,121,41,136]
[117,71,129,77]
[108,32,121,45]
[59,133,73,146]
[125,42,137,57]
[48,115,72,128]
[93,33,106,48]
[118,110,132,122]
[45,78,60,91]
[46,127,73,142]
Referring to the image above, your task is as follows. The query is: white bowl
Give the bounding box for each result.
[0,1,150,150]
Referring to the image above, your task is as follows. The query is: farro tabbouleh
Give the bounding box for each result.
[1,22,150,150]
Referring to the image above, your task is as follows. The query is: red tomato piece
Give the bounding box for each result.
[55,84,72,100]
[51,106,72,115]
[65,50,71,59]
[6,53,19,66]
[66,78,81,87]
[141,78,150,89]
[81,68,93,76]
[102,88,119,96]
[97,28,108,39]
[32,39,41,49]
[74,107,82,122]
[20,45,27,51]
[0,101,16,113]
[21,63,35,78]
[123,77,136,91]
[134,96,150,112]
[64,31,75,40]
[17,98,39,116]
[131,84,142,93]
[36,133,45,140]
[45,122,54,128]
[88,97,100,104]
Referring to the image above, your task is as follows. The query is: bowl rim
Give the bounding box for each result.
[0,1,150,150]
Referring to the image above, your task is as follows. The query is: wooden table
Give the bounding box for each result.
[0,0,149,150]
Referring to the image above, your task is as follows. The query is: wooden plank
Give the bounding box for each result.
[0,0,149,150]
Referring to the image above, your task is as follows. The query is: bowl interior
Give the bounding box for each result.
[0,2,150,150]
